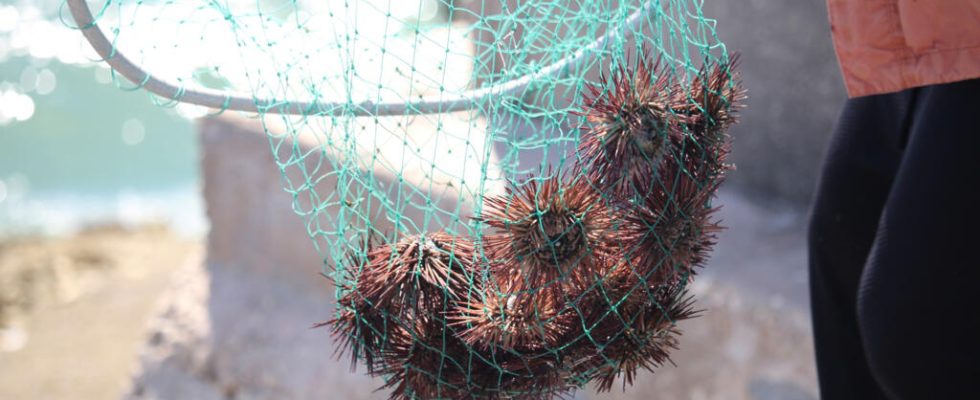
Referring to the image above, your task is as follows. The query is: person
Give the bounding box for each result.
[808,1,980,399]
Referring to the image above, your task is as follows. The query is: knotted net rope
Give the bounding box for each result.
[66,0,744,397]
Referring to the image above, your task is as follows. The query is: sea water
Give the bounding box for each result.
[0,0,462,239]
[0,1,204,238]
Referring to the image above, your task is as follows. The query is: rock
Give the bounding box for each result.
[0,227,200,399]
[125,116,386,400]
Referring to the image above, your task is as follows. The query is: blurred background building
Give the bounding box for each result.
[0,0,843,398]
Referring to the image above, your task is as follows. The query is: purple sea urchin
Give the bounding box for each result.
[624,167,723,284]
[326,232,474,373]
[578,53,744,198]
[376,324,473,400]
[581,284,699,392]
[576,54,685,196]
[452,276,572,351]
[354,232,472,318]
[378,319,568,399]
[481,173,614,296]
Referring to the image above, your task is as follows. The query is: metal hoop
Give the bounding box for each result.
[66,0,655,116]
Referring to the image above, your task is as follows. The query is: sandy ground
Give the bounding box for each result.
[0,226,201,400]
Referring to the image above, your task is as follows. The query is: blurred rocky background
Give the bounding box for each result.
[703,0,845,206]
[1,0,844,399]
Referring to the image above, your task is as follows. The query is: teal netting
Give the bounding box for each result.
[67,0,743,398]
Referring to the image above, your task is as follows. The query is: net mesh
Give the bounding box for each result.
[68,0,744,397]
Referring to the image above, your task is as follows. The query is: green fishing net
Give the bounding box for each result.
[66,0,743,397]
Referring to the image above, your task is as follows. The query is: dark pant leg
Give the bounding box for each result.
[857,78,980,400]
[808,89,915,399]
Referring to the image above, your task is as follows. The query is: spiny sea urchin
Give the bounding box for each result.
[669,54,745,182]
[578,52,744,198]
[623,164,723,284]
[319,234,390,372]
[576,53,685,196]
[573,283,699,392]
[352,232,473,318]
[376,323,473,400]
[481,173,614,296]
[378,321,567,400]
[452,277,572,351]
[326,232,474,373]
[674,54,744,139]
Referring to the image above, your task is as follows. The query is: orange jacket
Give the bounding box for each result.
[827,0,980,97]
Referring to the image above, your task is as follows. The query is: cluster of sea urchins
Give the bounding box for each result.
[323,52,744,399]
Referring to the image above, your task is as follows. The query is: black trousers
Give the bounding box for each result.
[808,78,980,400]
